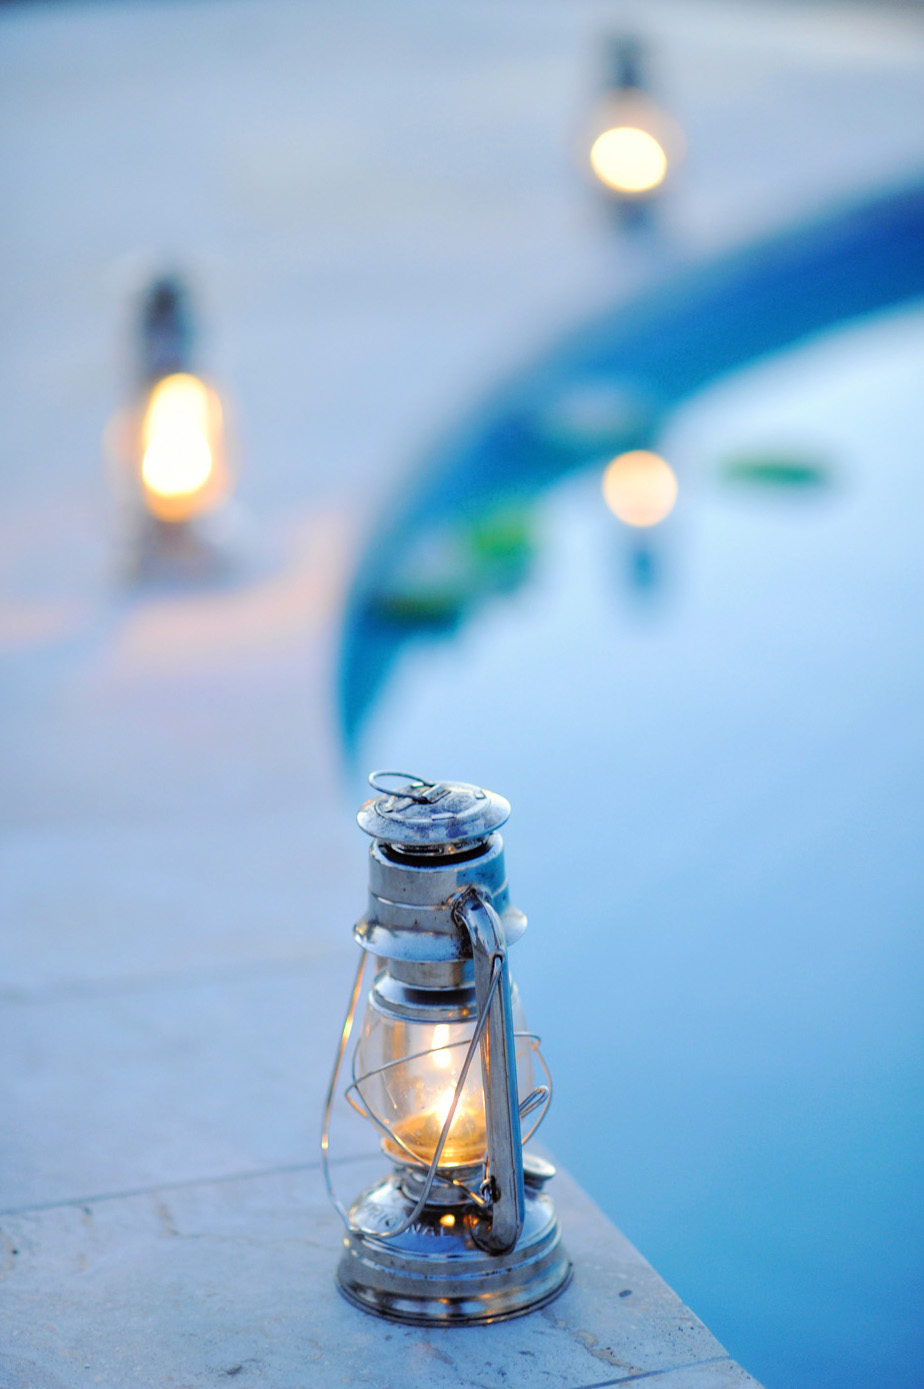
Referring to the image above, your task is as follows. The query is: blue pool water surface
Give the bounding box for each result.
[340,190,924,1388]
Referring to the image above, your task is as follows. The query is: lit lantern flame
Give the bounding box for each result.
[384,1023,488,1168]
[590,126,668,194]
[355,1004,534,1171]
[140,373,225,522]
[389,1086,487,1169]
[602,450,678,527]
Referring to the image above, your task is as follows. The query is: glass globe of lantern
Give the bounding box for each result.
[353,981,535,1170]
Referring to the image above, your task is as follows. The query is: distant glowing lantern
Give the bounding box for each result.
[602,450,678,527]
[585,36,684,204]
[139,372,228,523]
[103,276,235,570]
[322,772,572,1324]
[590,125,668,194]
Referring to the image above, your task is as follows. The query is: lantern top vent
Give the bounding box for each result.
[358,771,510,848]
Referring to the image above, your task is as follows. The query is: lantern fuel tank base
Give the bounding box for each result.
[337,1174,572,1326]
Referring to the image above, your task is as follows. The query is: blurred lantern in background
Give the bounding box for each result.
[602,448,679,593]
[104,275,234,578]
[585,36,684,223]
[140,371,227,523]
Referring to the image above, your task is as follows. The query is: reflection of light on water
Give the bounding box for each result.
[590,127,667,193]
[602,450,678,526]
[141,373,220,519]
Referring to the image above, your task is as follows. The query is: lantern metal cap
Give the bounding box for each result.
[358,772,511,848]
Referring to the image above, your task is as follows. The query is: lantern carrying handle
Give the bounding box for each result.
[320,947,369,1231]
[367,770,433,795]
[451,885,527,1255]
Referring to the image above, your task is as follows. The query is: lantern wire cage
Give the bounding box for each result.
[321,950,553,1241]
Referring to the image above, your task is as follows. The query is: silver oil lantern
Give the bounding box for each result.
[321,772,572,1325]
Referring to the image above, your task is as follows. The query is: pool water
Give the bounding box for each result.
[348,304,924,1388]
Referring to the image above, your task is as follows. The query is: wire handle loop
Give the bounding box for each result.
[320,949,369,1229]
[367,770,433,796]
